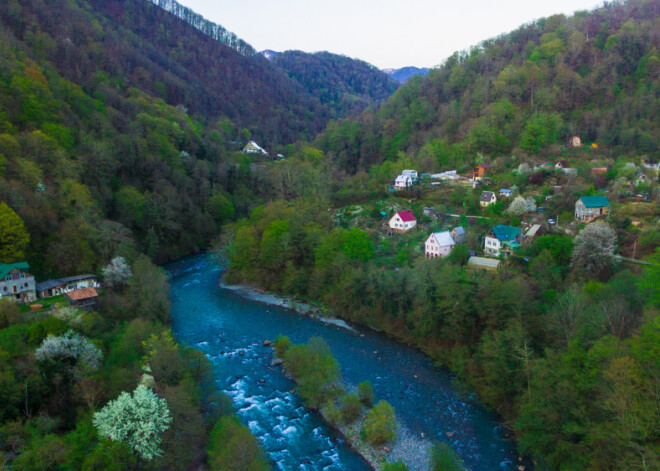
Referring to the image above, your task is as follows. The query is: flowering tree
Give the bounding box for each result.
[102,256,133,289]
[571,222,617,276]
[507,196,528,215]
[35,330,103,379]
[93,385,172,460]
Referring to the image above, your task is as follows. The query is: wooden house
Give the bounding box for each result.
[472,164,491,181]
[65,287,99,310]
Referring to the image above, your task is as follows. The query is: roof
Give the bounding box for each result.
[579,195,610,208]
[0,262,30,280]
[475,164,492,169]
[396,210,416,222]
[480,191,495,202]
[452,226,466,236]
[395,175,411,183]
[36,279,64,291]
[525,224,541,238]
[401,169,417,176]
[468,257,501,269]
[489,225,522,242]
[58,274,96,283]
[65,287,98,301]
[430,231,456,247]
[499,189,512,194]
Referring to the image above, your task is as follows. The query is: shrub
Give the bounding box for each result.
[383,462,409,471]
[361,400,397,445]
[206,416,269,470]
[357,381,375,406]
[430,442,464,471]
[339,393,362,424]
[274,335,291,358]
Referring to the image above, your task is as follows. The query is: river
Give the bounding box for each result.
[167,255,522,470]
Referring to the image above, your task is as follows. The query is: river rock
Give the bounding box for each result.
[258,378,266,384]
[263,340,273,346]
[238,351,244,356]
[446,431,455,437]
[271,358,284,366]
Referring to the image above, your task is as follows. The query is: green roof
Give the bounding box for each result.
[491,225,522,242]
[0,261,30,280]
[580,195,610,208]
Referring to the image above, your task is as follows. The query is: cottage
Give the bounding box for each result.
[0,262,36,303]
[36,274,100,299]
[467,257,501,271]
[555,160,568,170]
[65,287,99,310]
[499,189,513,198]
[394,175,413,190]
[389,211,417,233]
[575,196,610,222]
[635,173,649,186]
[472,164,491,181]
[451,226,466,243]
[425,231,456,258]
[480,191,497,207]
[484,225,522,257]
[401,169,418,182]
[242,140,269,156]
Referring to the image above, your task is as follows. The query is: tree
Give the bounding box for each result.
[571,222,617,276]
[430,442,464,471]
[206,416,269,471]
[35,330,103,380]
[357,380,375,406]
[93,385,172,461]
[342,228,374,262]
[361,400,397,445]
[507,196,528,216]
[339,393,362,424]
[102,257,133,290]
[207,191,235,224]
[0,202,30,263]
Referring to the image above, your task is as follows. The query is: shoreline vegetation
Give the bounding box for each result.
[269,336,448,471]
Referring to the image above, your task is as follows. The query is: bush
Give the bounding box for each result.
[431,442,464,471]
[361,400,397,445]
[357,381,375,406]
[383,461,409,471]
[274,335,291,358]
[206,416,269,471]
[339,393,362,425]
[321,400,341,426]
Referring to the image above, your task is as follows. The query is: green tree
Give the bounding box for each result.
[0,202,30,263]
[357,380,375,406]
[207,191,235,224]
[206,416,269,471]
[342,228,374,262]
[431,442,464,471]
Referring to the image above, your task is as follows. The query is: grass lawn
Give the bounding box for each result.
[18,294,68,313]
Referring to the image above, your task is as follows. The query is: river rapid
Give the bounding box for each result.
[167,255,522,470]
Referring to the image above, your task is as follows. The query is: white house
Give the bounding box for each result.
[401,169,418,182]
[36,274,101,299]
[575,196,610,222]
[394,175,413,190]
[480,191,497,207]
[389,210,417,233]
[484,225,522,257]
[425,231,456,258]
[0,262,36,303]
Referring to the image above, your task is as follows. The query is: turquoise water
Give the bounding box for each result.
[167,255,522,470]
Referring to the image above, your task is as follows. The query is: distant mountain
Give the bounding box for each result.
[383,66,430,83]
[272,51,400,117]
[147,0,256,55]
[259,50,280,60]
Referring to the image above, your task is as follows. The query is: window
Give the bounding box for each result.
[19,273,25,279]
[5,275,11,281]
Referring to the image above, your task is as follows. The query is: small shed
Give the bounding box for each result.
[65,287,99,310]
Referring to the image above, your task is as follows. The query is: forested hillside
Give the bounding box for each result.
[1,0,330,148]
[383,66,430,84]
[272,51,400,117]
[316,0,660,173]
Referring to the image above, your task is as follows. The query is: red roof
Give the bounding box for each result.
[66,287,98,301]
[397,210,416,222]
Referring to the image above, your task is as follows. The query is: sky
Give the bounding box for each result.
[175,0,605,69]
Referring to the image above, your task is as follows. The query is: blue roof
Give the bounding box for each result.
[490,225,521,242]
[580,196,610,208]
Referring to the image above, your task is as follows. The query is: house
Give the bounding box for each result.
[389,211,417,233]
[555,160,568,170]
[635,173,649,186]
[591,167,608,176]
[401,169,418,182]
[484,225,522,257]
[480,191,497,207]
[65,287,99,310]
[425,231,456,258]
[242,141,269,156]
[0,262,36,303]
[568,136,583,147]
[472,164,491,181]
[451,226,466,243]
[499,189,513,198]
[36,274,100,299]
[575,196,610,222]
[394,175,413,190]
[468,257,501,271]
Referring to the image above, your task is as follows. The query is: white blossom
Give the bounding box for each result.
[93,385,172,461]
[102,256,133,289]
[571,222,618,275]
[35,330,103,379]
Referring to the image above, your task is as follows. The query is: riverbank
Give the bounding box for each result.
[219,278,357,332]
